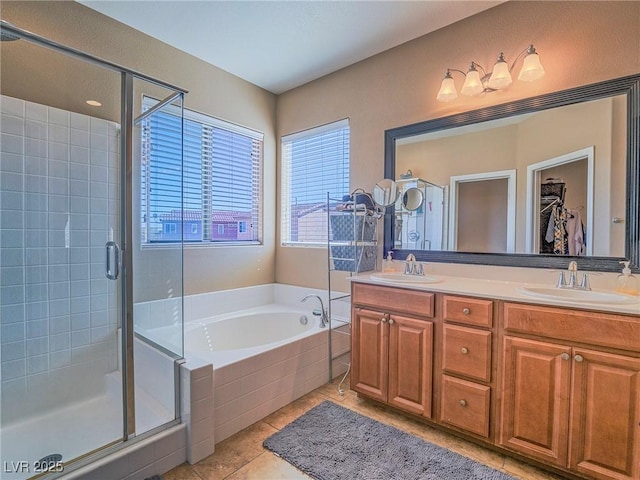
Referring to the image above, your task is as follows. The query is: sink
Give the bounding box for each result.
[517,286,638,305]
[369,272,442,284]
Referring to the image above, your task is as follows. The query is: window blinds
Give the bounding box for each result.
[281,119,350,245]
[141,97,263,244]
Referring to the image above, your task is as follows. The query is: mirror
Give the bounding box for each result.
[402,187,424,211]
[383,74,640,272]
[373,179,399,207]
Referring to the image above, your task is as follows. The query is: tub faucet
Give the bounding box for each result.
[301,294,329,328]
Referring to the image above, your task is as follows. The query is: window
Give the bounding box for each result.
[281,119,350,246]
[141,97,263,244]
[238,221,247,233]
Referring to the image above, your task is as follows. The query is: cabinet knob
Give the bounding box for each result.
[461,347,469,355]
[462,308,470,315]
[574,354,584,362]
[381,316,387,323]
[388,318,395,325]
[561,353,570,361]
[459,399,467,407]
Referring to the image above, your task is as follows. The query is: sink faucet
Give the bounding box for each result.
[403,253,424,276]
[557,261,591,291]
[301,294,329,328]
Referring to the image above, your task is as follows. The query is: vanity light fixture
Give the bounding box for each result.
[436,44,545,102]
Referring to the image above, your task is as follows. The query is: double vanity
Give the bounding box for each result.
[350,270,640,480]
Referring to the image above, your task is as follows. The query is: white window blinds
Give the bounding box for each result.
[281,119,350,246]
[141,97,263,244]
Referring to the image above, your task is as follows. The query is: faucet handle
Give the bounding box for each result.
[580,273,591,291]
[556,271,567,288]
[414,262,424,276]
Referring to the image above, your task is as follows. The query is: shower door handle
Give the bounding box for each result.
[105,241,121,280]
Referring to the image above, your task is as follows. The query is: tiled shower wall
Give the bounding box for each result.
[0,95,120,420]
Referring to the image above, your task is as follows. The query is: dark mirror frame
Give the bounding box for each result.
[384,74,640,272]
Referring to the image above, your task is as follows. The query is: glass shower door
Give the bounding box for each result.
[0,34,125,478]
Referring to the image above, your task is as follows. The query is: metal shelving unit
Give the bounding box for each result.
[326,193,379,394]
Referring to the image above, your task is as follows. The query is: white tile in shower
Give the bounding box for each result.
[70,112,89,131]
[48,124,68,144]
[1,323,25,343]
[90,148,108,167]
[89,117,109,136]
[70,145,89,166]
[25,101,47,122]
[0,152,24,174]
[1,229,23,248]
[1,266,25,286]
[90,132,108,151]
[0,133,23,155]
[1,358,26,380]
[48,107,69,127]
[1,340,25,362]
[25,137,47,157]
[1,113,24,136]
[1,96,25,116]
[49,142,69,162]
[27,353,49,374]
[70,127,90,147]
[25,119,48,141]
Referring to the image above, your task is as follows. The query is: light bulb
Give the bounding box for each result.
[436,71,458,102]
[518,45,545,82]
[488,53,513,90]
[461,64,484,96]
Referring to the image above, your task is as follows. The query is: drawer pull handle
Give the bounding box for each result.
[461,347,469,354]
[574,354,584,362]
[459,399,467,407]
[462,308,470,315]
[388,318,394,325]
[561,353,570,361]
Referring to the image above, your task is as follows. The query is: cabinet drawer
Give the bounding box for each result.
[503,303,640,352]
[442,325,492,383]
[352,283,434,318]
[443,295,493,327]
[440,375,491,438]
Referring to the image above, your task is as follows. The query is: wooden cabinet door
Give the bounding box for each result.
[499,336,572,467]
[569,348,640,480]
[388,314,433,418]
[351,307,388,402]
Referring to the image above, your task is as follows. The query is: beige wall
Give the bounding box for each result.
[1,1,277,298]
[276,1,640,290]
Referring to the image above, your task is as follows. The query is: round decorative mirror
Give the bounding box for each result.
[372,179,399,207]
[402,187,424,211]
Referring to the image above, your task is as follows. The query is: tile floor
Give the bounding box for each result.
[163,377,565,480]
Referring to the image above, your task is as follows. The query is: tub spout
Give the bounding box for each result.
[301,294,329,328]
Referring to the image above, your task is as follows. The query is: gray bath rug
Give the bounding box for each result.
[263,401,516,480]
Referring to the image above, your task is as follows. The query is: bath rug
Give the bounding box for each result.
[263,401,516,480]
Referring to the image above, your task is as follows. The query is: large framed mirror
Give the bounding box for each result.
[384,74,640,272]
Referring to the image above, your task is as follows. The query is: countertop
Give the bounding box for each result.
[350,272,640,316]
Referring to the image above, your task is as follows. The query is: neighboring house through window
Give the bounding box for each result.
[141,97,263,244]
[281,119,350,246]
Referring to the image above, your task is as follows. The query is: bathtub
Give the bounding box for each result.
[136,283,347,450]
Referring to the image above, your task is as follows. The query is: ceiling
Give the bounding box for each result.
[79,0,503,94]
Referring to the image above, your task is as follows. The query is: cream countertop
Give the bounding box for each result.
[350,267,640,316]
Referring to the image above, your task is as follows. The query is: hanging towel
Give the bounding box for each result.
[566,209,585,256]
[552,205,568,255]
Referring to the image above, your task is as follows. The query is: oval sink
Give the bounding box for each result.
[370,272,442,284]
[517,286,638,305]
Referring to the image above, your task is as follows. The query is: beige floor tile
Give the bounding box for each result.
[262,391,328,430]
[163,463,203,480]
[226,452,312,480]
[193,421,278,480]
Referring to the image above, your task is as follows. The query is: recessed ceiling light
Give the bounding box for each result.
[86,100,102,107]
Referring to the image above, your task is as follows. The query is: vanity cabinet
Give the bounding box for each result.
[351,283,434,418]
[440,295,494,438]
[499,303,640,480]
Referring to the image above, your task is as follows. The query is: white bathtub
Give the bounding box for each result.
[136,284,347,448]
[183,304,322,368]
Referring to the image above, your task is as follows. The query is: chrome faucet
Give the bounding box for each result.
[301,294,329,328]
[403,253,424,276]
[557,261,591,290]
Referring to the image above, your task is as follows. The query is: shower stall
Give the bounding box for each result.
[0,21,187,479]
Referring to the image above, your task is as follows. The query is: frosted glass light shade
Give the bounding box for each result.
[488,56,512,90]
[518,51,545,81]
[436,75,458,102]
[461,69,483,96]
